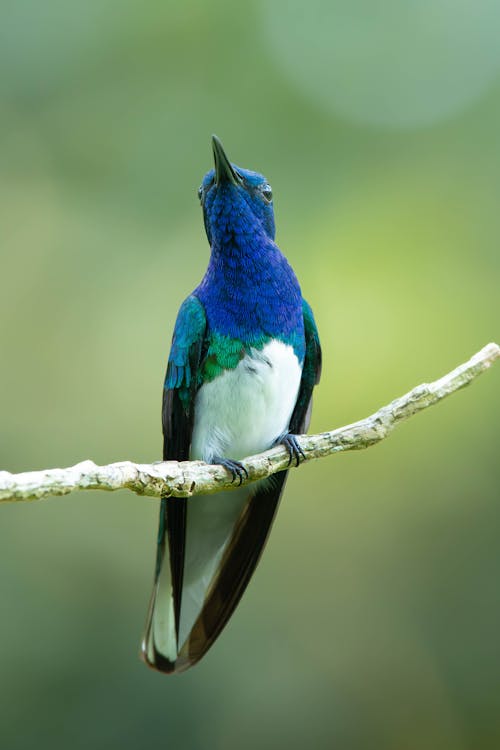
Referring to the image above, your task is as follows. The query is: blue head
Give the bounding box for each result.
[195,136,304,357]
[198,136,275,248]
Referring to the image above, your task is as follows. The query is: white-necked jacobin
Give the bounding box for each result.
[142,136,322,673]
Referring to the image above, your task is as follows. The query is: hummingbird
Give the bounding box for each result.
[142,136,321,673]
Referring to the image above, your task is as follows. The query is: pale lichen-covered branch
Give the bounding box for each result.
[1,343,498,505]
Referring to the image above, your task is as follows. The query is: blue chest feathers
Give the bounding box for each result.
[196,229,305,362]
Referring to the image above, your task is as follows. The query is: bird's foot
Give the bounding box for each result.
[213,457,248,486]
[277,433,306,468]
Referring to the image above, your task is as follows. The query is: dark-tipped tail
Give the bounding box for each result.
[141,474,287,674]
[141,499,181,673]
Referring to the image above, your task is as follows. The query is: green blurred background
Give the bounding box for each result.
[1,2,499,748]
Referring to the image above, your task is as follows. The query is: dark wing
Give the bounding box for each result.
[172,298,322,671]
[290,298,322,433]
[141,294,207,672]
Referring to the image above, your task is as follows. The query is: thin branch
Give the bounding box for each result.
[1,343,498,505]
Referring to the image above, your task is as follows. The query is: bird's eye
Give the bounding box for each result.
[261,185,273,203]
[197,186,203,203]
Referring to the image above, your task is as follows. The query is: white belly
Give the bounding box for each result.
[190,339,302,462]
[173,339,302,649]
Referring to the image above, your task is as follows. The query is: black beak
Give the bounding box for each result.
[212,135,242,187]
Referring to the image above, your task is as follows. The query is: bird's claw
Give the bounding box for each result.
[280,433,306,468]
[215,457,249,486]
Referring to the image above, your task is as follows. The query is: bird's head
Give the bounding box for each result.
[198,135,275,247]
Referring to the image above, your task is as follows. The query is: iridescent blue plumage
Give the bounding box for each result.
[165,296,206,391]
[196,203,306,361]
[142,136,321,673]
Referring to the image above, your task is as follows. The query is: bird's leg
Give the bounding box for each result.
[212,456,249,486]
[275,432,306,468]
